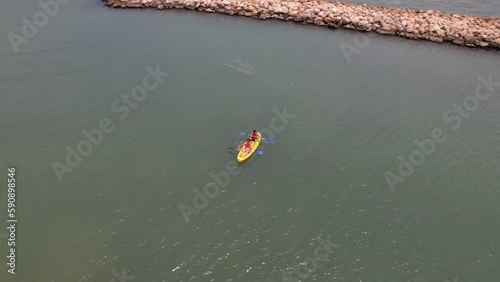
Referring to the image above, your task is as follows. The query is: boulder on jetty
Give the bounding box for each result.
[103,0,500,49]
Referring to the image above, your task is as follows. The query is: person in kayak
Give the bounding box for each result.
[250,130,259,141]
[243,139,253,153]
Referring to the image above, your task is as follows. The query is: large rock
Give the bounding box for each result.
[429,36,443,42]
[314,16,325,25]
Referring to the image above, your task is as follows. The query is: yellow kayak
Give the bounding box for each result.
[237,132,261,163]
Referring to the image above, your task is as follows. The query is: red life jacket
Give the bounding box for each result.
[250,132,258,139]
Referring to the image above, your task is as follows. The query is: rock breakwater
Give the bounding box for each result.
[103,0,500,49]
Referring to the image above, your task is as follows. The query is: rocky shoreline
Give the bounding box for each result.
[103,0,500,49]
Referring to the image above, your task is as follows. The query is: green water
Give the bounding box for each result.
[1,1,499,282]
